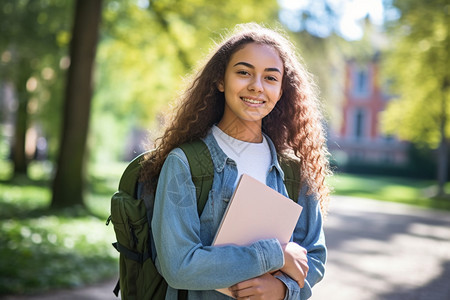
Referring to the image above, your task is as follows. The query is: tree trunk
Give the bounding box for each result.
[436,84,448,197]
[11,59,31,177]
[437,135,448,197]
[51,0,102,209]
[12,94,28,176]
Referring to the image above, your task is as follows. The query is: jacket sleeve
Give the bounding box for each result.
[276,185,327,300]
[150,149,285,290]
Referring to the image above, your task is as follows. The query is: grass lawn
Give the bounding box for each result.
[329,172,450,211]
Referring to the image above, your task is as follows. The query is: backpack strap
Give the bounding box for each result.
[179,139,214,216]
[177,140,213,300]
[279,155,301,202]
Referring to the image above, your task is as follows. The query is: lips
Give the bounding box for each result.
[241,97,265,104]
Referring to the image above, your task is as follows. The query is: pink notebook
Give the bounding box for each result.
[212,174,303,296]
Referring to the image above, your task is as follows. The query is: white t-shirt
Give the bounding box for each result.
[211,125,271,187]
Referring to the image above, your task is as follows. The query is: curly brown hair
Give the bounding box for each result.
[140,23,332,214]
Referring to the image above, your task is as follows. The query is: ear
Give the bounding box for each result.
[217,81,224,92]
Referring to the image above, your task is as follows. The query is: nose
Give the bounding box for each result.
[248,76,264,93]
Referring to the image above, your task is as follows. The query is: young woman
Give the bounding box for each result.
[140,23,331,300]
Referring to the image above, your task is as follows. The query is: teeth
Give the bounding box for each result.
[242,97,264,104]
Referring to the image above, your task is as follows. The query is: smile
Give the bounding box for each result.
[241,97,265,104]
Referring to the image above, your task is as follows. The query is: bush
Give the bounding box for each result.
[0,161,120,295]
[331,144,447,180]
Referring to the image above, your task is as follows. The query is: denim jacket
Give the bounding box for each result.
[150,130,326,299]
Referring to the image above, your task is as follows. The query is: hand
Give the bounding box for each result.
[229,273,286,300]
[281,242,309,288]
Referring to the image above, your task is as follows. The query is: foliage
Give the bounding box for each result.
[0,213,117,295]
[380,0,450,148]
[0,161,120,295]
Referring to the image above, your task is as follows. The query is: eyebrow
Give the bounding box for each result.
[233,62,282,74]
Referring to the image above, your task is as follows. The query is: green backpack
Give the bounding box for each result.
[106,139,301,299]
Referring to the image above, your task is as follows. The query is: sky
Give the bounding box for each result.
[279,0,387,40]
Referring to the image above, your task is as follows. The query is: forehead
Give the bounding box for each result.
[228,43,283,71]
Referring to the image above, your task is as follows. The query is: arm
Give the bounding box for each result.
[151,149,285,290]
[276,186,327,299]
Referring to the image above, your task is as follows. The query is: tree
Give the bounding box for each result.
[51,0,102,208]
[381,0,449,196]
[0,0,72,178]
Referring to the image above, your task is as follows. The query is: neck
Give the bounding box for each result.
[217,119,263,143]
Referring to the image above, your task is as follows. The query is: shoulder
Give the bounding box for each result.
[162,147,190,170]
[168,147,188,161]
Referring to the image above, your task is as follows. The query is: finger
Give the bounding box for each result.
[229,278,254,292]
[233,286,254,299]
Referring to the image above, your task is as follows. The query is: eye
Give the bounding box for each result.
[237,70,250,76]
[266,75,278,82]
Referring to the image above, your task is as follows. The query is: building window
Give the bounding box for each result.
[354,108,365,141]
[353,67,370,97]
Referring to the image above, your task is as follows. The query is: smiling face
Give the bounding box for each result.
[217,43,284,140]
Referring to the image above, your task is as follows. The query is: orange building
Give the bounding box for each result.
[328,54,408,166]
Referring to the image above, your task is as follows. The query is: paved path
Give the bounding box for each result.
[313,196,450,300]
[2,278,119,300]
[4,196,450,300]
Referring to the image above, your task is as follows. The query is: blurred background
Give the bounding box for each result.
[0,0,449,298]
